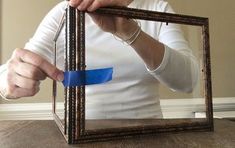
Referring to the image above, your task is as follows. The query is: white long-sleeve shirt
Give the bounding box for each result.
[0,0,198,119]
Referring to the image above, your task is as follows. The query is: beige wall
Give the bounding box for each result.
[168,0,235,97]
[0,0,235,103]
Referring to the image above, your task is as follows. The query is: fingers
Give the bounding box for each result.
[14,61,46,81]
[13,48,64,82]
[4,85,40,99]
[77,0,94,11]
[69,0,121,11]
[2,72,40,99]
[69,0,83,7]
[87,0,104,11]
[87,0,122,11]
[13,73,40,90]
[2,48,61,99]
[15,87,40,98]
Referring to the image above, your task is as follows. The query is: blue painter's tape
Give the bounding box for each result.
[62,67,113,87]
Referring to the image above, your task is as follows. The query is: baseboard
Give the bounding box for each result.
[160,97,235,118]
[0,103,53,120]
[0,98,234,120]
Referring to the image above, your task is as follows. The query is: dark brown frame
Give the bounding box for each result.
[52,6,213,144]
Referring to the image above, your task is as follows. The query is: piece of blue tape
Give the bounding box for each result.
[62,67,113,87]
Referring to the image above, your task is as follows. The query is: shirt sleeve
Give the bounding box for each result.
[24,1,67,63]
[0,64,7,75]
[147,1,199,93]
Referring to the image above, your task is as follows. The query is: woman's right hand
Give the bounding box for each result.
[0,48,64,99]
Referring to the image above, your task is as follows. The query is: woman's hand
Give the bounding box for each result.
[89,14,139,40]
[0,48,64,99]
[69,0,133,11]
[69,0,165,76]
[69,0,137,41]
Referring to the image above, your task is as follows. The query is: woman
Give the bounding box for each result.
[0,0,198,119]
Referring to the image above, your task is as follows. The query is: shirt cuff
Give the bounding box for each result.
[0,65,13,101]
[0,64,7,75]
[146,45,171,75]
[0,89,13,101]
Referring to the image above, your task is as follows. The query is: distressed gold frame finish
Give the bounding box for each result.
[52,6,213,144]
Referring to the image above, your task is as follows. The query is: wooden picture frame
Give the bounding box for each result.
[52,5,213,144]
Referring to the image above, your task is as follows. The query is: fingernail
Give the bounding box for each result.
[77,5,83,11]
[88,6,95,12]
[57,72,64,82]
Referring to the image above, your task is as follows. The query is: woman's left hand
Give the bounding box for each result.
[69,0,138,40]
[89,14,138,40]
[69,0,132,11]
